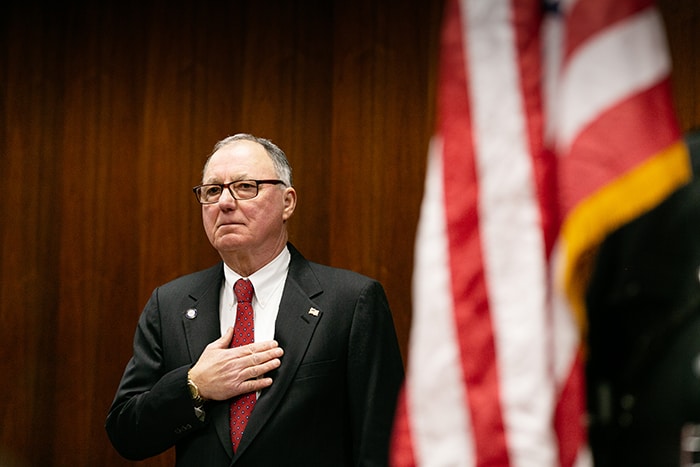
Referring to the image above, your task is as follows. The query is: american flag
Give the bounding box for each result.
[390,0,690,466]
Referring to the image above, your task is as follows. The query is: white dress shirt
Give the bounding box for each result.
[219,246,290,341]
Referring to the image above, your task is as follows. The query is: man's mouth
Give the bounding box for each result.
[217,221,243,229]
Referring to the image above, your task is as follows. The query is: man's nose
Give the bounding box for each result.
[217,186,238,207]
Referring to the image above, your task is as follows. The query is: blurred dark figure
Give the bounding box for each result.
[587,130,700,466]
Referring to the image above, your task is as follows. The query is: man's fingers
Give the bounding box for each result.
[244,377,274,393]
[249,347,283,366]
[246,357,282,380]
[249,340,280,352]
[209,326,234,349]
[242,347,283,380]
[230,340,282,358]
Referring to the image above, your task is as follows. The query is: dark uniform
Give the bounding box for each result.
[586,131,700,466]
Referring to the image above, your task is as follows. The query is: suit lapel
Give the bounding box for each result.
[178,264,235,459]
[181,267,223,361]
[232,248,323,460]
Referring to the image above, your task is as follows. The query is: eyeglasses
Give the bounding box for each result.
[192,179,286,204]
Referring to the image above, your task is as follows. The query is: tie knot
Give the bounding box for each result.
[234,279,254,303]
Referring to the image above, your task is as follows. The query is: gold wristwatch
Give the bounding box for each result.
[187,371,206,406]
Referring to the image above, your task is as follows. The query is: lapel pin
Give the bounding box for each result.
[185,308,197,320]
[308,307,320,317]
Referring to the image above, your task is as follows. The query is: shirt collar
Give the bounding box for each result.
[223,246,291,308]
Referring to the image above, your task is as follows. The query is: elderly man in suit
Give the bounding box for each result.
[106,134,404,466]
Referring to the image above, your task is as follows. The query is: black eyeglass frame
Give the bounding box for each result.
[192,179,286,204]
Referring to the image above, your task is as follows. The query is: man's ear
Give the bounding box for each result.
[282,187,297,221]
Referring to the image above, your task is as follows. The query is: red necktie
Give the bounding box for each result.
[230,279,255,452]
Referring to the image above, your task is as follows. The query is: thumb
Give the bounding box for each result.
[212,326,234,349]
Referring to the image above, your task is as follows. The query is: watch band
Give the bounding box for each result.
[187,371,206,406]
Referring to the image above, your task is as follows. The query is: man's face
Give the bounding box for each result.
[201,139,296,257]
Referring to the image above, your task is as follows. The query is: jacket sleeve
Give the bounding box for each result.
[105,287,207,460]
[347,279,405,466]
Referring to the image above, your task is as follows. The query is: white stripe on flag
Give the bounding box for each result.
[465,0,557,465]
[556,7,671,152]
[407,137,474,466]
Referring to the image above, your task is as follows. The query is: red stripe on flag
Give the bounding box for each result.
[511,2,560,255]
[554,350,588,467]
[561,80,683,213]
[389,388,416,467]
[439,0,510,464]
[516,4,589,467]
[565,0,653,59]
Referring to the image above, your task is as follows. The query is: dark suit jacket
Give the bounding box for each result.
[106,244,404,466]
[586,133,700,466]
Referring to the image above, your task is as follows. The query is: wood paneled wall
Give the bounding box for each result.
[1,1,697,465]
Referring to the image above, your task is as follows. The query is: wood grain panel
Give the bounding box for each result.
[1,5,65,465]
[658,0,700,132]
[328,0,442,360]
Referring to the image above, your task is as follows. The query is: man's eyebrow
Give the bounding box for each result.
[202,175,249,184]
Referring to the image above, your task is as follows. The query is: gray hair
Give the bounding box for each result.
[203,133,293,186]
